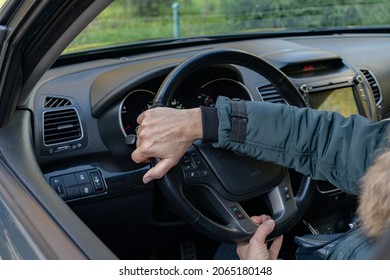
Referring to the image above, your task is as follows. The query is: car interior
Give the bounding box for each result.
[0,0,389,260]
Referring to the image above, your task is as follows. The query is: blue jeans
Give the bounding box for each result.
[213,228,367,260]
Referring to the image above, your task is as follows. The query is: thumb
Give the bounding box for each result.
[142,158,178,184]
[252,219,275,244]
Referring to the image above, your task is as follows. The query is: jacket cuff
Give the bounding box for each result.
[200,106,219,142]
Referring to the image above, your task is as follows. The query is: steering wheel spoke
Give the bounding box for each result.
[266,172,297,223]
[188,183,258,236]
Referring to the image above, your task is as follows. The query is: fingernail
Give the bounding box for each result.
[265,219,275,225]
[143,177,152,184]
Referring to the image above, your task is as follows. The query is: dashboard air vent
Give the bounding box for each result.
[44,97,72,108]
[360,69,382,106]
[257,83,285,104]
[43,108,82,146]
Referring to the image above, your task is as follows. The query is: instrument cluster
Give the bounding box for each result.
[119,78,252,136]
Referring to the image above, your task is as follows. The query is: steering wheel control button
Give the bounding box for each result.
[182,154,191,164]
[230,205,245,220]
[184,163,196,171]
[198,169,210,176]
[282,185,292,201]
[182,149,211,180]
[185,169,211,179]
[193,158,205,168]
[185,170,200,179]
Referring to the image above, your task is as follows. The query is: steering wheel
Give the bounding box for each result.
[153,49,315,243]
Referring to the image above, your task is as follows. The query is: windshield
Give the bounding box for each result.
[65,0,390,54]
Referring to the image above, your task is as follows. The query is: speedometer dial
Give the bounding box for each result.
[169,98,185,109]
[197,78,251,107]
[120,89,154,136]
[197,93,215,107]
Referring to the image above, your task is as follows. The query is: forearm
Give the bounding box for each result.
[201,96,390,195]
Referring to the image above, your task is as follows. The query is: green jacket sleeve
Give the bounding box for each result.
[213,96,390,196]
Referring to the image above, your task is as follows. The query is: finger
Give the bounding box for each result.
[131,148,149,163]
[250,215,271,224]
[268,235,283,260]
[136,111,145,125]
[251,219,275,244]
[142,158,177,184]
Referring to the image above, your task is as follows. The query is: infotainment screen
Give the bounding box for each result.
[309,87,358,117]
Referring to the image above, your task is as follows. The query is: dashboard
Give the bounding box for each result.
[35,35,387,196]
[34,36,387,162]
[28,35,389,257]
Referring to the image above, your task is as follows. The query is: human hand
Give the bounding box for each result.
[131,107,202,184]
[236,215,283,260]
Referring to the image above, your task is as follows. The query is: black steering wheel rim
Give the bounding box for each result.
[155,48,307,108]
[153,48,315,243]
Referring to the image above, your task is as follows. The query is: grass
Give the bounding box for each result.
[62,0,390,54]
[65,1,229,53]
